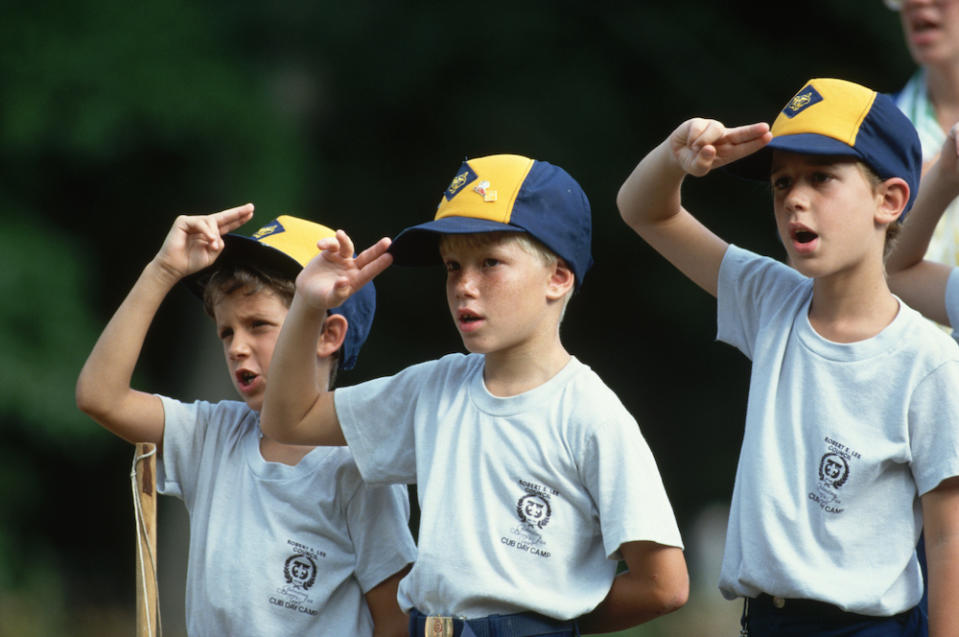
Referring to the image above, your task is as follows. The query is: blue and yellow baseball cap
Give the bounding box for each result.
[184,215,375,370]
[388,154,594,288]
[732,78,922,212]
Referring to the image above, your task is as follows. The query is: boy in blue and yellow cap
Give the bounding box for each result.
[617,78,959,635]
[76,206,415,636]
[262,155,689,635]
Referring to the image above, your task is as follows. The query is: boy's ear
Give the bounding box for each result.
[876,177,910,224]
[546,259,575,301]
[316,313,348,359]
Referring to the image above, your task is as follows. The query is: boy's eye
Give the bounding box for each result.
[443,261,460,272]
[811,171,832,184]
[218,327,233,341]
[482,258,500,268]
[771,175,790,190]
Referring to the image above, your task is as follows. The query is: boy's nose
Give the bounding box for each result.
[783,186,809,212]
[228,334,251,359]
[453,269,479,297]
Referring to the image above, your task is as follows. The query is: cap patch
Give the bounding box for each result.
[251,219,285,241]
[445,165,478,201]
[473,180,498,202]
[783,85,824,119]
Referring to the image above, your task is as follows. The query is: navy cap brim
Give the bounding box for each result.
[182,234,301,298]
[389,216,525,266]
[726,134,860,182]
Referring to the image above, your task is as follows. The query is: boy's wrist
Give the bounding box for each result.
[143,258,184,291]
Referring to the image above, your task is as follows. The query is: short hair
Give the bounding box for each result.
[202,264,295,317]
[439,231,559,269]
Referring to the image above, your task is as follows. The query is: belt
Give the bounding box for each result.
[750,594,910,621]
[409,608,580,637]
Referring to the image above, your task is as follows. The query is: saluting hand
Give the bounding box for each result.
[670,119,772,177]
[296,230,393,310]
[152,204,255,282]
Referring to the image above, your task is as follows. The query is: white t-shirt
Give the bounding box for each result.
[335,354,683,620]
[157,397,416,637]
[716,245,959,616]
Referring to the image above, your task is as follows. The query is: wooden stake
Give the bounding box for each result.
[134,442,159,637]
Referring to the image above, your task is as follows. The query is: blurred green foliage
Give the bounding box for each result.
[0,1,916,634]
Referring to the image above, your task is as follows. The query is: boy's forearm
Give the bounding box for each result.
[617,140,687,234]
[888,160,959,273]
[922,477,959,637]
[75,260,176,440]
[260,294,343,445]
[926,536,959,637]
[578,544,688,633]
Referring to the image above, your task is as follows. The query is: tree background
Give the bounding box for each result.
[0,2,914,635]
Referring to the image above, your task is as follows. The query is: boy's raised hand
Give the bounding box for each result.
[296,230,393,310]
[670,119,771,177]
[940,122,959,184]
[153,204,255,282]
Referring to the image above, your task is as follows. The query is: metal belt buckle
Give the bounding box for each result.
[424,616,454,637]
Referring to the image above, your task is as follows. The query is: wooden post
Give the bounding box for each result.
[134,442,159,637]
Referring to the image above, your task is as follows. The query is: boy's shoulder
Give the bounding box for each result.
[896,302,959,366]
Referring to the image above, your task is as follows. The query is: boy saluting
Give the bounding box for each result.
[617,78,959,635]
[76,206,415,636]
[262,155,688,636]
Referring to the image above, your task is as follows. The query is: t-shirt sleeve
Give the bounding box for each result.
[717,244,807,359]
[581,404,684,559]
[345,480,417,593]
[156,395,214,504]
[909,359,959,495]
[945,267,959,338]
[334,363,433,485]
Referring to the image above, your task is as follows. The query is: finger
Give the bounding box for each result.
[689,119,726,150]
[334,229,355,259]
[722,122,771,145]
[353,251,394,288]
[178,215,223,250]
[353,237,393,270]
[212,203,255,234]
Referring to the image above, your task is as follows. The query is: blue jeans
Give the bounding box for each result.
[408,609,580,637]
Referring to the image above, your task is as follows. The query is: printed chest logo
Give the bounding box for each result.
[500,479,559,559]
[808,436,860,514]
[268,540,326,616]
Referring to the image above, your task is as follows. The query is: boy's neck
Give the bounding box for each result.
[808,269,899,343]
[482,341,572,397]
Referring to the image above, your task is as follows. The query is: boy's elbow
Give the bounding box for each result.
[656,576,689,615]
[75,376,105,420]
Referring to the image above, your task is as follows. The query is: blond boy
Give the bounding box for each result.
[261,155,688,636]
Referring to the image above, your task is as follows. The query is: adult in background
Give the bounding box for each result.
[890,0,959,264]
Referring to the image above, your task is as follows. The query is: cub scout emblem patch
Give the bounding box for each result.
[783,85,823,118]
[473,179,497,202]
[424,616,453,637]
[252,219,285,240]
[445,165,478,201]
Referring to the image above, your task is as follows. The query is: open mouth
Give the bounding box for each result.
[236,370,258,389]
[794,230,818,244]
